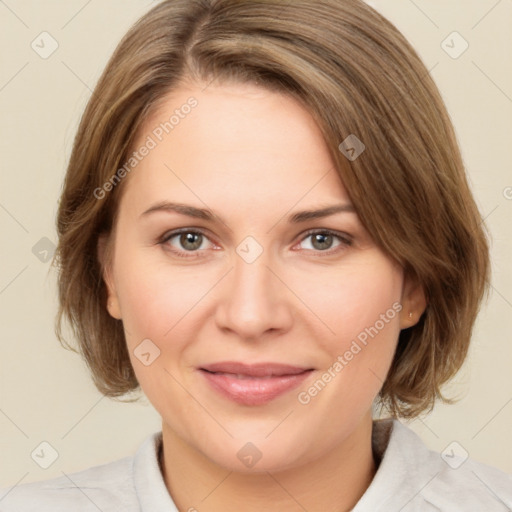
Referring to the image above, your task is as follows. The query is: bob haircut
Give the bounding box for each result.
[53,0,490,419]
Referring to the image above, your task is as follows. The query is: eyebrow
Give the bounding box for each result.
[140,201,356,224]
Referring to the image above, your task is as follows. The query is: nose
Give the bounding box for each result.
[214,246,293,341]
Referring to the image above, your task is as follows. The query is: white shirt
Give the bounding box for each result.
[1,418,511,511]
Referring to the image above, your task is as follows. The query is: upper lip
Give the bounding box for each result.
[199,361,313,377]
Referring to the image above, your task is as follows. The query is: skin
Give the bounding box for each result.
[99,81,426,512]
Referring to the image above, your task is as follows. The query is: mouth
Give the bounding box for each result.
[198,361,314,405]
[199,361,313,377]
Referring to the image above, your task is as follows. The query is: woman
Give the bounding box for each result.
[1,0,510,510]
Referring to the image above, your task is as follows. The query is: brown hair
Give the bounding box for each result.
[52,0,490,419]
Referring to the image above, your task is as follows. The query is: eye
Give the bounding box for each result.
[159,228,353,259]
[159,228,216,258]
[296,229,353,255]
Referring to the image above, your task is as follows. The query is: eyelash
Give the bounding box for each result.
[158,228,353,259]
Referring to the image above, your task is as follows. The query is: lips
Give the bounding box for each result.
[198,361,314,406]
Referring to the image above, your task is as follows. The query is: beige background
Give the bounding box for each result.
[0,0,511,490]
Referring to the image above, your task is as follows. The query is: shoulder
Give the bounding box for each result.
[421,443,512,511]
[355,418,512,512]
[0,435,155,512]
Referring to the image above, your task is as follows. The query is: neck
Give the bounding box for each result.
[160,412,377,512]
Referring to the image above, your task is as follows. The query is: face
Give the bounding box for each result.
[100,81,424,472]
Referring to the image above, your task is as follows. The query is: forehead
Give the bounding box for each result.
[119,82,350,219]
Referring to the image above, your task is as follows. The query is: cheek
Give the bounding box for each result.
[113,251,200,396]
[298,256,403,346]
[326,260,402,390]
[292,262,403,416]
[113,247,198,347]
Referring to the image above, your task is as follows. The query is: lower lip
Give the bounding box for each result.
[199,369,313,406]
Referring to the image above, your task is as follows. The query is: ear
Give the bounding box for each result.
[97,233,122,320]
[399,269,427,329]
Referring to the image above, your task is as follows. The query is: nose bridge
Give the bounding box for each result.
[215,238,291,339]
[233,245,273,298]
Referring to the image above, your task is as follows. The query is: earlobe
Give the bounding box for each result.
[97,234,122,320]
[399,271,427,329]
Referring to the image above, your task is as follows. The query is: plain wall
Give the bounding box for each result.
[0,0,511,489]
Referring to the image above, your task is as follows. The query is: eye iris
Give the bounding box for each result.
[180,232,202,251]
[312,233,332,250]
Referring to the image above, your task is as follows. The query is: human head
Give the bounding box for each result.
[53,0,490,420]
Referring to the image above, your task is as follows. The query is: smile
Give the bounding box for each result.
[198,362,314,406]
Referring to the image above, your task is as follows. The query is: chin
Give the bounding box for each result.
[195,433,314,474]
